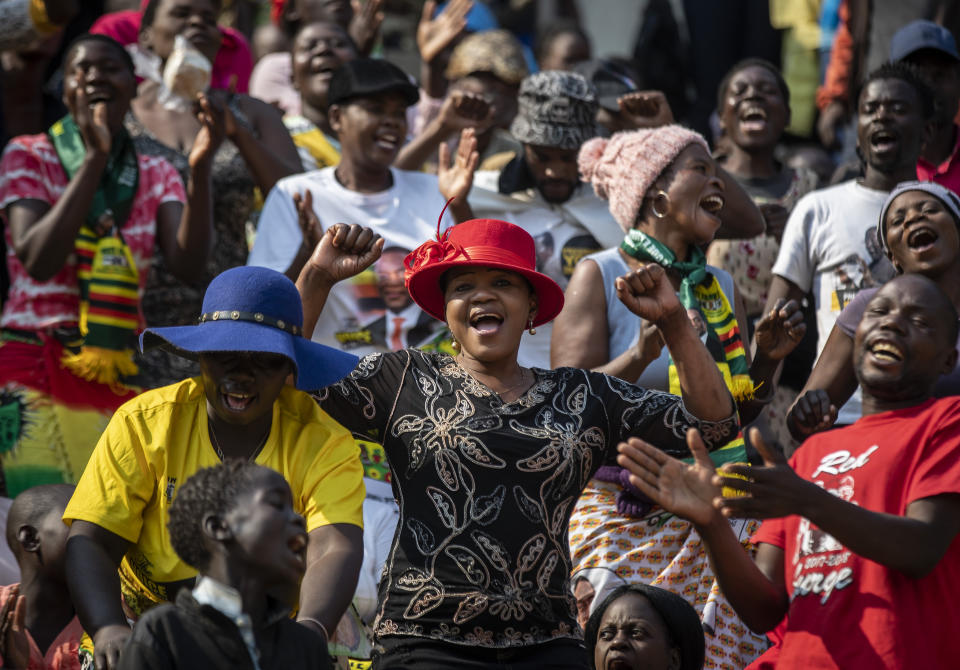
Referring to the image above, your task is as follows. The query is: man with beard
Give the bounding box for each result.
[617,274,960,669]
[446,70,764,368]
[891,20,960,195]
[764,62,934,427]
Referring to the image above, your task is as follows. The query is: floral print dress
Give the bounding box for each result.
[315,350,738,650]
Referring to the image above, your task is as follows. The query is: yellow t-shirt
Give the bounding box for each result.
[63,377,364,610]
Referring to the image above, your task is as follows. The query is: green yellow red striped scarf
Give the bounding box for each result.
[48,115,140,387]
[620,229,753,466]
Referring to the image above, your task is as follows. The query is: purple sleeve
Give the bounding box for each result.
[836,287,880,338]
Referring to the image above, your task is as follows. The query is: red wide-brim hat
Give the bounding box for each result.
[404,218,565,328]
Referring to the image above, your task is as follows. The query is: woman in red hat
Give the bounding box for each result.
[298,216,741,669]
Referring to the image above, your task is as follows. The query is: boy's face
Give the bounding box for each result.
[330,91,409,170]
[854,275,957,399]
[199,352,293,426]
[222,467,308,587]
[38,508,71,577]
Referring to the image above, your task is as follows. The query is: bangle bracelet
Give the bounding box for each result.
[298,616,329,641]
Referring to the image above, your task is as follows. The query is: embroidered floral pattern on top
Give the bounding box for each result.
[315,351,738,648]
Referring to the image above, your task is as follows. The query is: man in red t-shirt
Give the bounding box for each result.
[616,273,960,669]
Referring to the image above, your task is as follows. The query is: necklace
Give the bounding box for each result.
[456,358,532,398]
[208,420,271,462]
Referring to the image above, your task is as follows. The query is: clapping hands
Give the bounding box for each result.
[754,298,806,361]
[0,587,29,670]
[617,427,816,526]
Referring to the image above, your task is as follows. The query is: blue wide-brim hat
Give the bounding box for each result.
[140,266,358,391]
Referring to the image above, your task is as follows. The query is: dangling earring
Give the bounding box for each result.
[652,190,670,219]
[451,338,461,353]
[527,317,536,336]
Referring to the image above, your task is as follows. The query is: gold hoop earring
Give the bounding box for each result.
[652,190,670,219]
[527,317,536,336]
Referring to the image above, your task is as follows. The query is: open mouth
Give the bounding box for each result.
[700,193,725,214]
[869,340,903,362]
[740,105,768,131]
[869,128,899,153]
[85,89,113,105]
[469,311,504,335]
[374,133,400,152]
[221,390,255,412]
[184,29,215,49]
[310,57,339,76]
[907,227,938,249]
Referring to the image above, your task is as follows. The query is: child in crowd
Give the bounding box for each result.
[0,484,82,670]
[620,274,960,669]
[62,266,367,670]
[117,461,332,670]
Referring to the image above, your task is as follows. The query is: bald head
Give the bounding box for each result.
[6,484,74,555]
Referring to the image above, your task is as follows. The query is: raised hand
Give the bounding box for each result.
[787,389,838,439]
[714,427,819,520]
[417,0,471,64]
[0,588,29,670]
[349,0,385,56]
[188,92,226,169]
[754,298,806,361]
[438,127,479,203]
[293,190,325,250]
[93,623,131,670]
[615,263,682,325]
[618,90,674,129]
[617,428,721,526]
[206,77,240,138]
[73,87,112,155]
[307,222,384,283]
[438,90,495,133]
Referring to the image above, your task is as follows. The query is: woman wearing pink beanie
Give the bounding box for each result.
[557,125,805,669]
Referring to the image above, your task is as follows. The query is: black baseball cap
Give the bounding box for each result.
[890,20,960,63]
[326,58,419,109]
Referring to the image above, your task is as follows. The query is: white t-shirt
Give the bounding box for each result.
[248,167,453,349]
[772,179,895,423]
[469,173,623,368]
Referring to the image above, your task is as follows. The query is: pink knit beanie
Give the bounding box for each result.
[579,125,709,231]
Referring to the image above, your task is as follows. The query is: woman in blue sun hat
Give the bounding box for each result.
[61,263,371,669]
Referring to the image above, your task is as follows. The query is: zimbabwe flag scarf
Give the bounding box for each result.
[620,229,753,466]
[48,115,140,388]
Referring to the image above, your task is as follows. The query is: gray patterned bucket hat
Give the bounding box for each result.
[509,71,598,149]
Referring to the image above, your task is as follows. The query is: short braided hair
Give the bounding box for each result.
[167,460,263,571]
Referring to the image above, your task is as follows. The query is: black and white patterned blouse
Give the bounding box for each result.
[315,350,737,649]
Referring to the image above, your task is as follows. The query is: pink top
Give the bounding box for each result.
[916,125,960,197]
[0,584,84,670]
[249,51,300,116]
[0,134,186,331]
[89,10,253,93]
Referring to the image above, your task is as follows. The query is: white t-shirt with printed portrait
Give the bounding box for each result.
[772,179,895,424]
[248,166,454,351]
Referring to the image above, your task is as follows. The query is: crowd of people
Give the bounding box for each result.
[0,1,958,669]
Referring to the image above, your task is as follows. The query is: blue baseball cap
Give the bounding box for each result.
[890,20,960,63]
